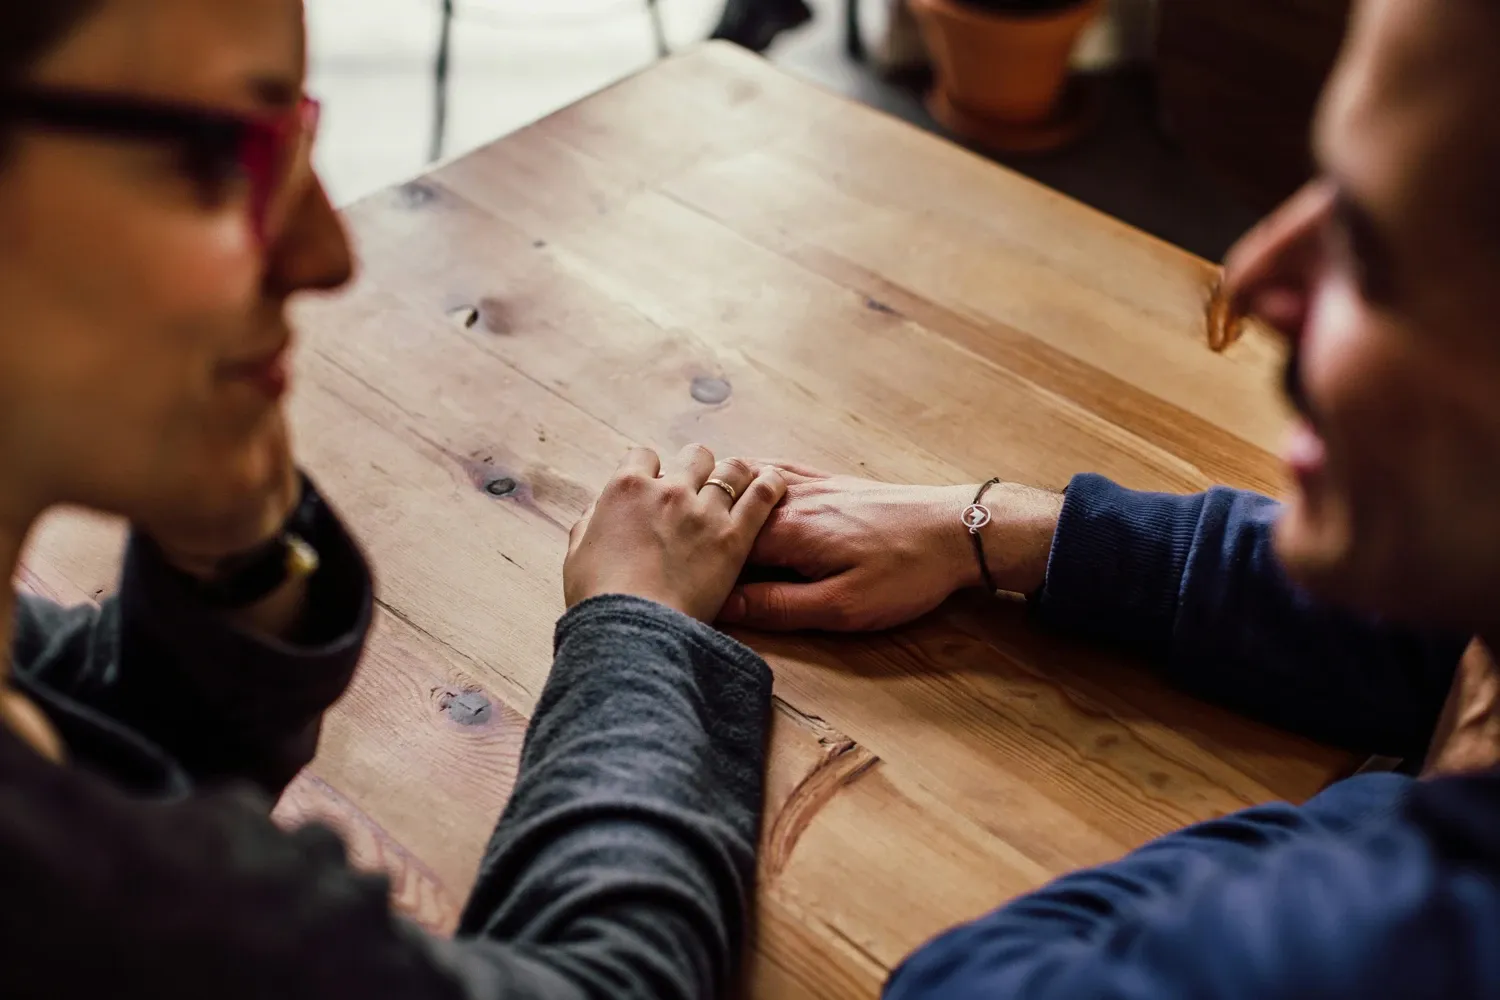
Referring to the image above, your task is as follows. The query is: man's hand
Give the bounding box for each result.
[1424,638,1500,777]
[566,445,788,623]
[717,464,1063,632]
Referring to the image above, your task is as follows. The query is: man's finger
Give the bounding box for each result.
[731,467,788,531]
[742,457,831,481]
[745,504,815,569]
[718,578,850,632]
[666,443,716,490]
[616,447,661,478]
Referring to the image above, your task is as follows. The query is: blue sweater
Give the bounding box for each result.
[887,474,1495,1000]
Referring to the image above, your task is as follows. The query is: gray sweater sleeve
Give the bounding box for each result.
[0,595,772,1000]
[453,595,773,999]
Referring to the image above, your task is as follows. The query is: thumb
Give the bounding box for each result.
[719,578,850,632]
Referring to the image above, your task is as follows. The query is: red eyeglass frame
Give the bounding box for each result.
[0,88,322,245]
[242,96,322,243]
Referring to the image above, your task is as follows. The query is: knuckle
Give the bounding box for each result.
[686,443,714,462]
[826,590,862,631]
[760,587,790,625]
[610,472,649,498]
[658,482,692,507]
[747,479,782,506]
[721,457,754,480]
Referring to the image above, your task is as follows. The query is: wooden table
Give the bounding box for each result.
[21,43,1350,1000]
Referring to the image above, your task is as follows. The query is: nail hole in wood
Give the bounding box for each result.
[485,477,519,498]
[448,305,479,329]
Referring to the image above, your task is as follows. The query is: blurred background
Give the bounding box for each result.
[307,0,1348,261]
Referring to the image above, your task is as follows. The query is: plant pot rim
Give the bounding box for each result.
[911,0,1101,27]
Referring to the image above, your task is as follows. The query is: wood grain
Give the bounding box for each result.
[20,43,1352,999]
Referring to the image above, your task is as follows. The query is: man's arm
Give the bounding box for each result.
[884,770,1499,1000]
[0,596,770,1000]
[726,465,1464,757]
[1035,474,1468,759]
[11,482,372,797]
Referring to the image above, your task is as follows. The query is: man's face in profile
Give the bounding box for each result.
[1225,0,1500,628]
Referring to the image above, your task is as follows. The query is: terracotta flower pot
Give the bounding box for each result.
[910,0,1103,126]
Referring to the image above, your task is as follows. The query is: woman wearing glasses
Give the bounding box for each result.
[0,2,785,997]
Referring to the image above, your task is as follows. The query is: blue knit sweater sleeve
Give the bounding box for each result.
[1033,474,1467,758]
[885,771,1500,1000]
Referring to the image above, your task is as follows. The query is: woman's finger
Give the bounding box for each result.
[700,458,756,509]
[665,443,716,490]
[616,446,661,478]
[567,502,596,553]
[731,467,789,535]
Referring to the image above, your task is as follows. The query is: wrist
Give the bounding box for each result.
[937,484,987,593]
[979,483,1063,595]
[946,482,1062,595]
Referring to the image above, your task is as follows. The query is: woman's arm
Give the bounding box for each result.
[0,597,769,1000]
[2,445,786,999]
[454,596,771,998]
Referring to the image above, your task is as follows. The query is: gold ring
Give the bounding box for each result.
[704,478,738,502]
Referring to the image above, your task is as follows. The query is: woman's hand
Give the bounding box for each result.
[566,445,788,623]
[717,463,1063,633]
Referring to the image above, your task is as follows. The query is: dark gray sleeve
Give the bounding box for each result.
[0,596,771,1000]
[454,595,773,1000]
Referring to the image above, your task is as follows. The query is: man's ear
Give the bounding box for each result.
[0,687,66,764]
[1424,638,1500,778]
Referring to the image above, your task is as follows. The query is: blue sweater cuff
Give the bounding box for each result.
[1035,473,1207,657]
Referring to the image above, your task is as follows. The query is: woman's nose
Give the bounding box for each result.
[263,176,355,298]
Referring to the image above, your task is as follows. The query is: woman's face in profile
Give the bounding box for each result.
[0,0,353,533]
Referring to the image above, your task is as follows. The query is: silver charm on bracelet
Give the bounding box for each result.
[963,503,993,533]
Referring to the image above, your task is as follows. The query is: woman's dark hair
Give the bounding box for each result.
[1,2,103,86]
[0,2,102,153]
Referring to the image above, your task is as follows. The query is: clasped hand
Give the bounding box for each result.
[566,450,1062,632]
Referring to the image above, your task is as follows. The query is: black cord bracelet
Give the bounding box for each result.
[964,477,1003,594]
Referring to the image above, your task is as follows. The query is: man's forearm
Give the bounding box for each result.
[1034,474,1466,757]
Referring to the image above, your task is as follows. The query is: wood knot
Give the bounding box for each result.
[690,376,732,405]
[398,181,438,208]
[439,689,493,726]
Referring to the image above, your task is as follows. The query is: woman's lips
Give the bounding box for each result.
[224,350,290,399]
